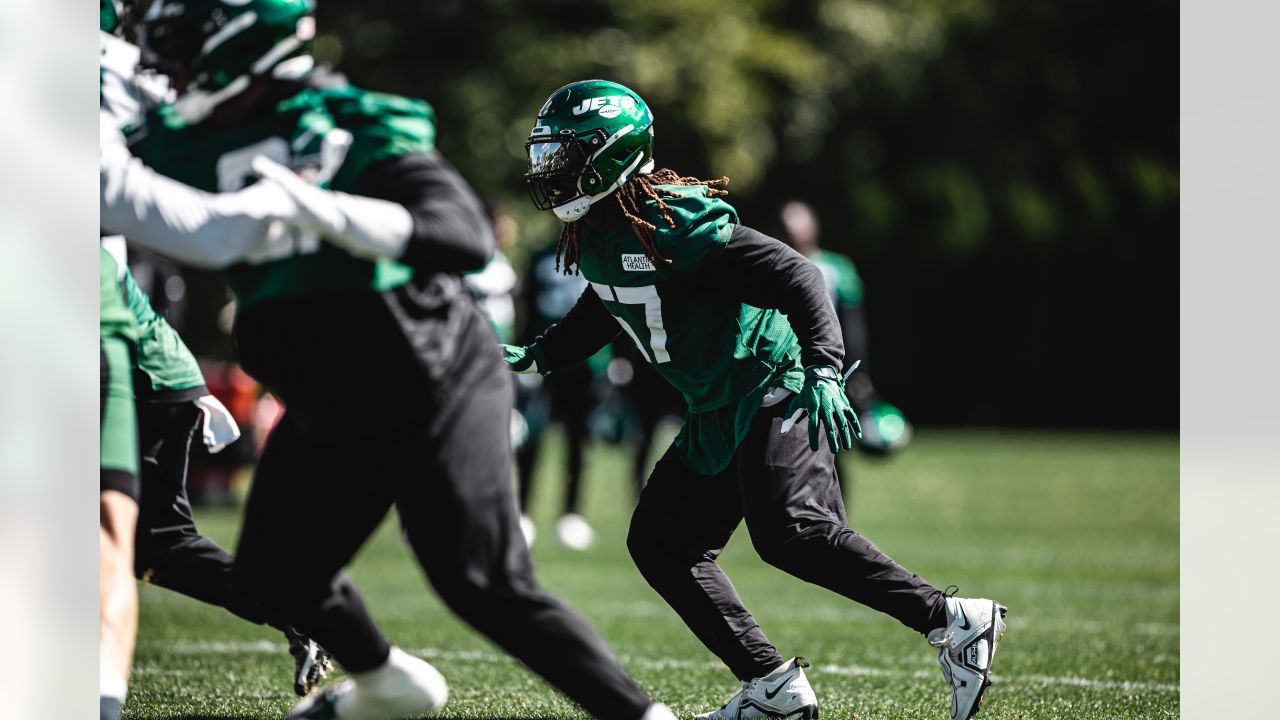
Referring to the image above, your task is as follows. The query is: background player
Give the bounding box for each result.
[503,80,1007,720]
[129,3,676,719]
[516,237,611,549]
[99,247,140,720]
[778,200,912,455]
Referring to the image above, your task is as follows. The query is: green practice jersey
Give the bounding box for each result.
[100,248,138,477]
[809,248,863,309]
[122,268,206,397]
[129,81,433,308]
[100,247,137,346]
[574,185,804,473]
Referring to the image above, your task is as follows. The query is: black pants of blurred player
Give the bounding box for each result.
[615,347,682,499]
[230,278,651,720]
[626,400,948,682]
[133,399,285,628]
[516,366,591,516]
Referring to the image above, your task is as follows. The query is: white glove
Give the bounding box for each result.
[193,395,242,454]
[250,155,414,262]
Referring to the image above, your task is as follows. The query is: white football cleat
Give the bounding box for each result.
[556,513,596,551]
[520,514,537,548]
[693,657,818,720]
[287,647,448,720]
[927,595,1008,720]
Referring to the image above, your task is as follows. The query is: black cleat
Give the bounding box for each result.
[286,627,333,697]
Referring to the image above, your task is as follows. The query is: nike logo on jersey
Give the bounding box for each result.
[762,670,797,700]
[621,254,656,271]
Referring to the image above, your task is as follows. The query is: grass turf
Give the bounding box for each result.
[127,429,1178,719]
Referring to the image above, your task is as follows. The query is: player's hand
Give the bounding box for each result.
[193,394,242,454]
[250,155,412,261]
[786,365,862,452]
[500,344,541,374]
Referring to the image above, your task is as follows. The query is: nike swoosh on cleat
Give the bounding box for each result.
[763,671,798,700]
[957,605,972,631]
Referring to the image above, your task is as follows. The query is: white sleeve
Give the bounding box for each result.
[99,118,296,269]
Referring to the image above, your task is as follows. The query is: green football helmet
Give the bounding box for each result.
[139,0,316,123]
[525,79,655,222]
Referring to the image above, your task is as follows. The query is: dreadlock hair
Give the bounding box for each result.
[555,168,730,275]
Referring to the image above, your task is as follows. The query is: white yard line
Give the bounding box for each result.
[135,641,1179,694]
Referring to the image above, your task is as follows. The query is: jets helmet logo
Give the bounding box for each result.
[572,95,637,118]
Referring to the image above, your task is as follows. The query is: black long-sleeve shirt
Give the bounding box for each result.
[356,151,495,274]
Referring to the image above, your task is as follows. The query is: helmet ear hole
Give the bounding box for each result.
[612,148,633,163]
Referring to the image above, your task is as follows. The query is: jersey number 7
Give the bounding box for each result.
[589,282,671,364]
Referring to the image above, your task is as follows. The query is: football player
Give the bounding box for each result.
[515,238,612,550]
[778,200,912,455]
[502,80,1007,720]
[99,247,141,720]
[101,0,331,701]
[129,4,674,720]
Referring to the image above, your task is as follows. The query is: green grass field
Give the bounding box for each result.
[126,429,1178,720]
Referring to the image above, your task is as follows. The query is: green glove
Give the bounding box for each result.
[785,365,862,452]
[500,344,541,374]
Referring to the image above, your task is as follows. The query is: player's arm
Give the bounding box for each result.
[356,152,494,272]
[502,288,621,375]
[708,225,845,369]
[251,150,494,273]
[704,225,859,451]
[99,120,294,269]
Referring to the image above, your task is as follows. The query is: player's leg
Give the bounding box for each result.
[99,339,139,720]
[238,412,449,720]
[627,446,783,681]
[516,423,540,510]
[133,400,330,695]
[100,491,138,720]
[134,401,266,619]
[739,402,1005,720]
[629,447,820,720]
[555,372,595,549]
[233,411,395,674]
[631,410,657,498]
[739,402,945,631]
[398,370,655,720]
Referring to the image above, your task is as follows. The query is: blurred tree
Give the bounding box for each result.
[289,0,1176,426]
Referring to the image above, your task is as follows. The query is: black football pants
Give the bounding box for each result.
[134,399,280,628]
[627,401,948,681]
[518,366,592,515]
[231,290,652,720]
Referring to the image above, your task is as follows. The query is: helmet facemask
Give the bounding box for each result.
[524,80,656,223]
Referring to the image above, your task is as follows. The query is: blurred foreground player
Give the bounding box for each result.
[130,3,674,719]
[118,248,333,695]
[101,0,330,698]
[779,200,912,455]
[504,80,1006,720]
[99,247,140,720]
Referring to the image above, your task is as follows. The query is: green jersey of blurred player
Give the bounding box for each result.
[502,79,1007,720]
[779,200,912,455]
